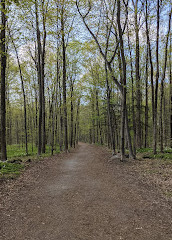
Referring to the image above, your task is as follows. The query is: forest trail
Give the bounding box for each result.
[1,143,172,240]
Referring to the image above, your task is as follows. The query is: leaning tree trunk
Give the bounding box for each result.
[1,0,7,161]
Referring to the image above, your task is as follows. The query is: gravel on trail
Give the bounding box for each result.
[0,143,172,240]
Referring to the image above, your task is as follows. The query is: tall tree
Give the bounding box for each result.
[1,0,7,161]
[153,0,160,154]
[159,8,171,152]
[8,29,28,155]
[132,0,141,148]
[61,1,68,152]
[35,0,43,155]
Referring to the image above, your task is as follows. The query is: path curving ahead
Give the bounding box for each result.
[1,143,172,240]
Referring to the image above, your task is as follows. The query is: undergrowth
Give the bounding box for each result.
[137,147,172,161]
[0,143,61,179]
[0,162,24,179]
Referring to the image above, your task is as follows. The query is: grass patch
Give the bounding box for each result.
[141,151,172,162]
[0,143,61,179]
[137,148,153,153]
[7,143,61,159]
[0,161,24,179]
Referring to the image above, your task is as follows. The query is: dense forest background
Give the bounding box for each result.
[0,0,171,161]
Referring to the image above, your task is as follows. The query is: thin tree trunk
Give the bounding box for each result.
[35,0,43,155]
[170,34,172,148]
[91,91,95,144]
[127,25,136,154]
[145,47,149,148]
[35,87,38,147]
[160,9,171,152]
[51,95,55,155]
[61,4,68,152]
[153,0,160,154]
[41,1,46,153]
[74,98,80,146]
[59,79,63,151]
[70,80,74,147]
[105,62,116,153]
[117,0,126,161]
[117,0,135,160]
[9,32,28,155]
[133,0,141,148]
[145,0,155,147]
[1,0,7,161]
[96,89,103,144]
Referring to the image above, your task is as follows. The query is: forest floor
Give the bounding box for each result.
[0,143,172,240]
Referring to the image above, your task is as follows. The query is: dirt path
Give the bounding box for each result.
[1,143,172,240]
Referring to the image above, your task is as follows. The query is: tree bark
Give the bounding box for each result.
[170,33,172,148]
[133,0,141,148]
[105,62,116,153]
[61,4,68,152]
[145,47,149,148]
[35,0,43,155]
[153,0,160,154]
[127,24,136,154]
[1,0,7,161]
[145,0,155,147]
[117,0,135,160]
[70,79,74,147]
[41,1,47,153]
[159,9,171,152]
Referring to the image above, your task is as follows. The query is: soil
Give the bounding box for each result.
[0,143,172,240]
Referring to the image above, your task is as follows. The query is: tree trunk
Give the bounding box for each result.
[61,5,68,152]
[74,98,80,146]
[59,79,63,151]
[145,0,155,148]
[1,0,7,161]
[145,47,149,148]
[105,62,116,153]
[133,0,141,149]
[70,80,74,147]
[91,91,95,144]
[160,9,171,152]
[153,0,160,154]
[96,90,103,144]
[35,0,43,155]
[127,24,136,154]
[170,33,172,148]
[41,3,46,153]
[117,0,135,160]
